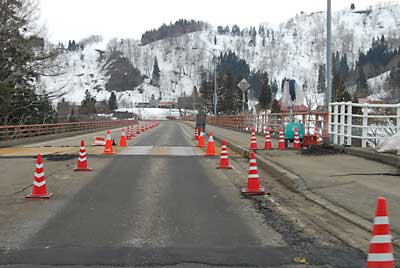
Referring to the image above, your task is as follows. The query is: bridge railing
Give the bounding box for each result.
[0,120,136,142]
[329,102,400,148]
[179,112,329,140]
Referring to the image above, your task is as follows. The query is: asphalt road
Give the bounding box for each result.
[0,121,365,267]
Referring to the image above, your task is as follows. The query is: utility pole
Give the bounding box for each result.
[214,66,217,115]
[326,0,332,111]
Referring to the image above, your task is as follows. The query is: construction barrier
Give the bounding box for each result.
[179,112,328,142]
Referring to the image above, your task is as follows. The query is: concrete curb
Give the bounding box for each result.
[179,121,400,248]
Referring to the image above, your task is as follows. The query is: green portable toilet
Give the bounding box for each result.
[284,122,305,145]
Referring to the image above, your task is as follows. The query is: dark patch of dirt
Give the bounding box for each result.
[44,154,77,161]
[301,145,344,156]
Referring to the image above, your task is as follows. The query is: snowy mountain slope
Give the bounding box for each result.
[368,70,391,95]
[41,2,400,107]
[39,43,108,105]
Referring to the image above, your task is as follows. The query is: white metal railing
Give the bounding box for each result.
[329,102,400,148]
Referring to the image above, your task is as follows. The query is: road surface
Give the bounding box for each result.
[0,121,365,267]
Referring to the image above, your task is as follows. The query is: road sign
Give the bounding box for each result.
[237,79,250,92]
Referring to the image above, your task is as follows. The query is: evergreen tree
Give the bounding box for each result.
[69,108,78,122]
[67,40,72,51]
[33,94,56,124]
[79,90,97,115]
[214,36,217,45]
[221,70,235,113]
[271,99,280,113]
[192,86,202,110]
[387,65,400,102]
[317,65,326,93]
[216,51,250,113]
[151,56,161,87]
[355,67,369,98]
[350,3,355,10]
[339,54,349,80]
[105,52,143,91]
[271,79,279,97]
[332,51,340,76]
[199,79,214,113]
[258,73,272,111]
[108,91,118,111]
[333,74,351,102]
[0,0,57,125]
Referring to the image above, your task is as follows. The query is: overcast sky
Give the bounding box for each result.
[40,0,394,42]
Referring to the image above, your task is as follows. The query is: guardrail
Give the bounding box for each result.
[329,102,400,148]
[179,112,329,140]
[0,120,136,142]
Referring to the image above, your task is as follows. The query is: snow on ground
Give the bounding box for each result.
[39,43,109,105]
[117,108,194,119]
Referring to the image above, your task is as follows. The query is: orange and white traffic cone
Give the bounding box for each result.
[278,128,286,150]
[119,128,128,147]
[136,126,141,135]
[103,130,115,155]
[314,127,320,145]
[74,140,91,171]
[264,127,272,150]
[142,125,145,132]
[131,126,136,138]
[293,127,302,149]
[242,151,265,195]
[217,140,232,169]
[26,154,53,198]
[126,126,132,140]
[366,197,394,268]
[205,131,217,156]
[249,128,258,150]
[194,128,199,141]
[197,128,205,147]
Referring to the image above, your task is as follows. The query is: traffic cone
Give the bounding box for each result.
[119,128,128,147]
[26,154,53,198]
[264,127,272,150]
[103,130,115,155]
[131,126,136,138]
[142,125,145,132]
[74,140,91,171]
[136,126,141,135]
[366,197,394,268]
[194,128,199,141]
[293,127,302,149]
[278,128,286,150]
[249,128,258,150]
[205,132,217,156]
[126,127,132,140]
[197,128,205,147]
[92,136,106,146]
[314,127,320,145]
[217,140,232,169]
[242,151,265,195]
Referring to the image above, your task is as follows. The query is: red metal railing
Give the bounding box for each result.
[179,112,329,140]
[0,120,136,141]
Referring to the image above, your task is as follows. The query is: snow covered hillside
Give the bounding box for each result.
[41,2,400,107]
